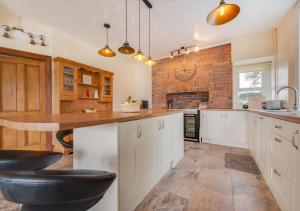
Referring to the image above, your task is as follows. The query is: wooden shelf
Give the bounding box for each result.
[78,97,99,100]
[78,82,99,88]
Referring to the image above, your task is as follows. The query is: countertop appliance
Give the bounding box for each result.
[262,100,284,110]
[184,109,200,142]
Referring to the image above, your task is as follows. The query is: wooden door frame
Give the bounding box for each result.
[0,47,53,150]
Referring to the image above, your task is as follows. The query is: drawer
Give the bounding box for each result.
[270,132,295,184]
[270,153,295,211]
[271,119,299,142]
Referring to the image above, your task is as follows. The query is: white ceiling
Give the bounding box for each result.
[0,0,297,59]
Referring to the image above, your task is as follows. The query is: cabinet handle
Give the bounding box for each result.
[162,120,165,129]
[292,130,299,150]
[274,137,282,143]
[259,117,264,120]
[137,125,142,138]
[274,125,282,129]
[274,169,282,177]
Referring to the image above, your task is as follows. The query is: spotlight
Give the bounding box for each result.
[170,52,174,58]
[39,35,46,46]
[28,33,35,45]
[2,25,10,38]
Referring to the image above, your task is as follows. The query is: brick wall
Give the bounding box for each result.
[152,44,232,109]
[167,92,209,109]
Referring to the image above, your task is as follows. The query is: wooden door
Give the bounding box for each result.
[0,55,48,150]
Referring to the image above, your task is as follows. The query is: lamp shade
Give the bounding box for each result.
[98,45,116,57]
[133,49,147,61]
[118,41,135,54]
[145,57,157,66]
[207,0,240,25]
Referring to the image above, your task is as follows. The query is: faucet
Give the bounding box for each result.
[277,86,299,111]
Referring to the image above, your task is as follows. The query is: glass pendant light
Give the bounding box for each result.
[118,0,135,54]
[133,0,146,61]
[206,0,240,26]
[98,23,116,57]
[145,7,156,66]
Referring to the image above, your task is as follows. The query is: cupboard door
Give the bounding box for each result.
[59,62,78,100]
[171,113,184,167]
[200,111,207,139]
[158,117,172,175]
[119,121,140,211]
[139,118,160,198]
[100,72,113,102]
[224,111,247,148]
[257,116,270,180]
[204,111,224,145]
[0,55,48,150]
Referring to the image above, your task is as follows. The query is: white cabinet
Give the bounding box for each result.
[170,113,184,167]
[205,111,224,145]
[119,113,184,211]
[224,111,247,148]
[257,116,270,181]
[248,113,259,160]
[202,110,247,148]
[119,120,142,211]
[200,111,207,140]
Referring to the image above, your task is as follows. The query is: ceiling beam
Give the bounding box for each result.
[142,0,152,9]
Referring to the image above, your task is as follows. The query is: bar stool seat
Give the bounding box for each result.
[0,169,116,211]
[0,150,63,171]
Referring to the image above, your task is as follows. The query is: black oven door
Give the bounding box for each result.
[184,114,199,141]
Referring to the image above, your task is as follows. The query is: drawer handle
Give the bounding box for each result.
[259,117,264,120]
[274,169,282,177]
[274,125,282,129]
[274,137,282,143]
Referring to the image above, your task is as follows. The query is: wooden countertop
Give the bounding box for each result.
[0,109,183,132]
[199,108,300,124]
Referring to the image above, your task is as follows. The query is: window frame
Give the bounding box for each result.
[233,62,272,108]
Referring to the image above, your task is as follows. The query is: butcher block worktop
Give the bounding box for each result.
[0,109,183,132]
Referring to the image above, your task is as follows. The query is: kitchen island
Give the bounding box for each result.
[0,109,184,211]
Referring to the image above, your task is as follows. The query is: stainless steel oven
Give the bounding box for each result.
[184,109,200,142]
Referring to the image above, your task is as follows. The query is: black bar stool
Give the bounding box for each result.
[0,150,63,171]
[56,129,73,154]
[0,169,116,211]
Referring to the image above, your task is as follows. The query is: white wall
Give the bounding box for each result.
[0,9,152,111]
[276,1,300,105]
[231,30,274,63]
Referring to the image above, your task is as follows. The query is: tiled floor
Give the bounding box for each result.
[0,142,280,211]
[135,142,281,211]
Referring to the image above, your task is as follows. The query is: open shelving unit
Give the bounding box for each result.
[54,57,114,114]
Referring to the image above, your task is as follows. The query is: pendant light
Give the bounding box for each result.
[133,0,146,61]
[206,0,240,26]
[98,23,116,57]
[118,0,135,54]
[145,6,156,66]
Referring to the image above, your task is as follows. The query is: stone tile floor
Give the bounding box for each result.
[135,141,281,211]
[0,142,280,211]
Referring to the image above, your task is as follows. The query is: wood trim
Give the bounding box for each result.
[53,57,114,75]
[0,47,53,150]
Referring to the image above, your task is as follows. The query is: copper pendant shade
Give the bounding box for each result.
[207,0,240,26]
[118,0,135,54]
[99,23,116,57]
[145,6,156,66]
[133,0,146,61]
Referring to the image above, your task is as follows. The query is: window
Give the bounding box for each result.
[234,62,272,108]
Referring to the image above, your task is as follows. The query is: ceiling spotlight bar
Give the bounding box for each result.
[1,24,46,46]
[142,0,152,9]
[169,45,200,58]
